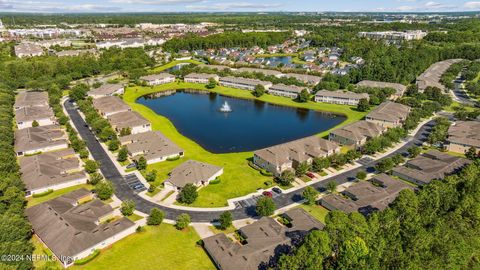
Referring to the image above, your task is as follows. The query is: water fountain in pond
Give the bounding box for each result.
[219,101,232,112]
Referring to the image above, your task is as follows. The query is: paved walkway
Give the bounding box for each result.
[64,98,435,222]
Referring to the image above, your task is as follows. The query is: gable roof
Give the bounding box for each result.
[19,148,87,191]
[366,101,411,123]
[166,160,222,188]
[14,125,67,153]
[88,84,124,97]
[26,189,135,263]
[15,91,49,109]
[254,135,339,168]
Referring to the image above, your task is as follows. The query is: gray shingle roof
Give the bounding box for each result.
[166,160,222,188]
[26,189,135,264]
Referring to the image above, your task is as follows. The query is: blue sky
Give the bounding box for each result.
[0,0,477,13]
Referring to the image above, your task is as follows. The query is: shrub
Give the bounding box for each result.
[147,208,165,225]
[84,160,99,174]
[356,171,367,180]
[218,211,233,230]
[178,183,198,204]
[120,200,136,216]
[209,178,221,184]
[175,214,191,230]
[95,180,115,200]
[166,155,181,161]
[88,172,103,185]
[32,189,53,198]
[73,250,100,265]
[136,226,145,233]
[145,170,157,182]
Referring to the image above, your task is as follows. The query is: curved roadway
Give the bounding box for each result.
[64,99,434,222]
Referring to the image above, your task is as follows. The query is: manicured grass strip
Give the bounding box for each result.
[27,184,94,208]
[70,224,214,270]
[123,82,365,207]
[299,204,330,224]
[149,59,203,73]
[127,213,144,222]
[31,235,63,270]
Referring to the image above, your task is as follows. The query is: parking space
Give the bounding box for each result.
[124,174,147,193]
[356,156,375,166]
[234,189,282,209]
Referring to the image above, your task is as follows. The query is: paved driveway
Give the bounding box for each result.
[64,99,434,222]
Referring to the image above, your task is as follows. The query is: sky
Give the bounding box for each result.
[0,0,478,13]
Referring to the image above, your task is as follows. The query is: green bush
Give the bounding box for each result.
[167,155,181,161]
[260,169,273,176]
[209,178,221,185]
[248,160,261,171]
[32,189,53,198]
[73,250,100,265]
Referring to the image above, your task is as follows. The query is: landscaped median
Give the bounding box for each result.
[123,81,366,207]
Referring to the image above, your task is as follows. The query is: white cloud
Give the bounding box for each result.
[464,1,480,9]
[186,2,282,11]
[109,0,202,4]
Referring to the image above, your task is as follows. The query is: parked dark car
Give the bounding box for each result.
[272,187,282,194]
[306,172,316,179]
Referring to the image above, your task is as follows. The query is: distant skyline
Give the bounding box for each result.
[0,0,477,13]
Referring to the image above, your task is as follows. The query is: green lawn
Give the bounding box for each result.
[32,235,63,270]
[127,213,144,222]
[70,224,214,270]
[150,59,203,73]
[299,204,330,223]
[27,184,94,208]
[123,82,366,207]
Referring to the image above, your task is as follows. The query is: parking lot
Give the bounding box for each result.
[233,189,281,209]
[124,173,147,193]
[356,156,375,166]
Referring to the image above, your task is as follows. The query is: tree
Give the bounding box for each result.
[256,196,276,216]
[147,208,164,225]
[175,214,191,230]
[206,77,217,89]
[31,120,39,127]
[465,146,478,160]
[95,180,115,200]
[375,158,395,173]
[88,172,103,185]
[295,161,310,177]
[312,157,330,172]
[119,127,131,136]
[252,84,265,97]
[326,181,337,193]
[303,186,319,205]
[108,139,120,151]
[84,159,99,174]
[145,170,157,182]
[120,200,136,216]
[218,211,233,230]
[356,171,367,180]
[79,149,89,159]
[296,89,310,103]
[117,146,128,162]
[137,156,147,170]
[178,183,198,204]
[407,146,421,158]
[357,98,370,112]
[277,170,295,186]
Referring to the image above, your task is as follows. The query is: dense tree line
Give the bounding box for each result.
[0,85,33,270]
[0,47,154,90]
[163,32,291,52]
[278,161,480,269]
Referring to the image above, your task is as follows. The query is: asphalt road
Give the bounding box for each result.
[64,99,434,222]
[453,81,476,106]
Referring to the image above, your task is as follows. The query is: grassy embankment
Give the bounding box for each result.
[123,81,366,207]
